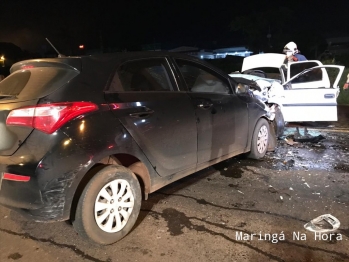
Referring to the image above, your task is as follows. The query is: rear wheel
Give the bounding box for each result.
[72,165,141,245]
[248,118,269,159]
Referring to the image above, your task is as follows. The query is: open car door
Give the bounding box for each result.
[281,65,345,122]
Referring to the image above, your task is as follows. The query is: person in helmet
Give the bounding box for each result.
[283,41,307,62]
[283,42,309,138]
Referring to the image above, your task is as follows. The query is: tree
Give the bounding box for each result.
[230,7,296,53]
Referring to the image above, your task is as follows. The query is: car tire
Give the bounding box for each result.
[248,118,269,159]
[72,165,141,245]
[274,106,285,138]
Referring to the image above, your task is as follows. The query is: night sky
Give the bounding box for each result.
[0,0,347,55]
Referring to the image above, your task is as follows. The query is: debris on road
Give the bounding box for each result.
[285,134,326,145]
[304,214,340,233]
[286,151,294,156]
[284,159,295,169]
[285,137,298,146]
[304,182,311,188]
[268,185,278,193]
[294,135,326,143]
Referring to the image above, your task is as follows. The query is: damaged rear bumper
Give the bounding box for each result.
[0,178,44,209]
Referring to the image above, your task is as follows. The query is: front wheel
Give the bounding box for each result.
[274,106,285,138]
[72,165,141,245]
[248,118,269,159]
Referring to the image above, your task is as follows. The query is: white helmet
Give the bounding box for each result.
[283,41,299,55]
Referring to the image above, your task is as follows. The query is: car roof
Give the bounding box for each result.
[11,51,218,74]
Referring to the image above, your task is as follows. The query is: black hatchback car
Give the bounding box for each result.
[0,52,274,244]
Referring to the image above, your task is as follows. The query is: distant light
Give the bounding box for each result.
[200,55,203,59]
[79,45,84,49]
[0,55,4,67]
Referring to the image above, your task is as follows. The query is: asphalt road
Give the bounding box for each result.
[0,107,349,262]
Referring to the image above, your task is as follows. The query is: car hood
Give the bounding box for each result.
[241,53,286,72]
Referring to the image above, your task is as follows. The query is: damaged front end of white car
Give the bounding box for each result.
[231,74,286,138]
[230,53,345,138]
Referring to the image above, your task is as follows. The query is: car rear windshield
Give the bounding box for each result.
[0,67,79,101]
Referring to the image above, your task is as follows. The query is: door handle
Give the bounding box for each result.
[129,110,154,118]
[324,94,335,99]
[197,103,213,110]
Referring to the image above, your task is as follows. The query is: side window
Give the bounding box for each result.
[175,59,230,94]
[108,58,174,92]
[290,62,322,84]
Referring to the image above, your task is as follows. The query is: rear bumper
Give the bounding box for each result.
[0,177,43,209]
[0,151,44,210]
[0,129,92,222]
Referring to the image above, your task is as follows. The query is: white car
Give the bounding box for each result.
[229,53,345,137]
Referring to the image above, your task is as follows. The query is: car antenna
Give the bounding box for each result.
[45,38,66,58]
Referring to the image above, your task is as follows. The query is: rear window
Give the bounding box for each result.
[0,71,30,96]
[0,68,79,101]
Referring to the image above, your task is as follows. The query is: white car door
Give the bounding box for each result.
[281,65,345,122]
[287,61,329,89]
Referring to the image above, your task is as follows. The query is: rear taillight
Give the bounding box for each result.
[3,173,30,182]
[6,102,98,134]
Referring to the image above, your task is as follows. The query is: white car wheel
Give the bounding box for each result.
[248,118,269,159]
[257,125,268,154]
[73,165,141,245]
[94,179,135,233]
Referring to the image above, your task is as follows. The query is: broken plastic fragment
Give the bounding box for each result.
[268,185,277,193]
[294,135,326,143]
[285,137,298,146]
[304,182,310,188]
[284,159,295,168]
[304,214,340,233]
